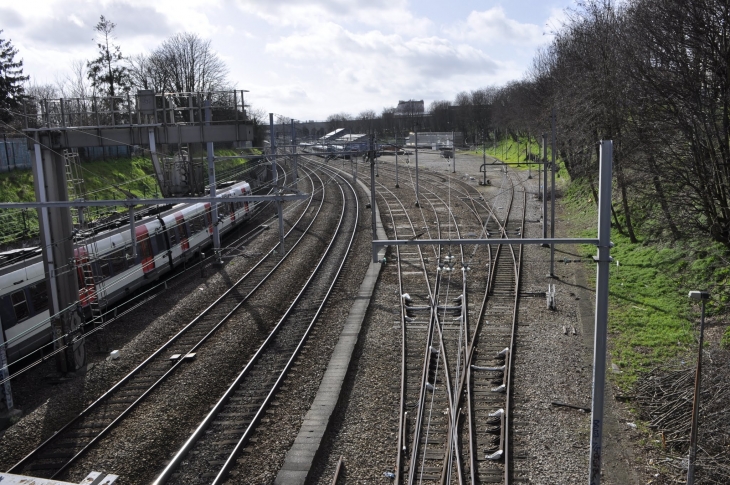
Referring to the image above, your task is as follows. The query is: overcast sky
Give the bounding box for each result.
[0,0,571,121]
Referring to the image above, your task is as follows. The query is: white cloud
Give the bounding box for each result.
[266,24,498,79]
[235,0,432,36]
[0,0,571,120]
[445,7,544,46]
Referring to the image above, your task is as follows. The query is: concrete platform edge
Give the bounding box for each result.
[274,171,387,485]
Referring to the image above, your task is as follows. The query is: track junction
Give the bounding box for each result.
[0,147,612,485]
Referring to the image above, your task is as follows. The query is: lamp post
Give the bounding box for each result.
[687,290,710,485]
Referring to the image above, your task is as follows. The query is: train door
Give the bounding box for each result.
[174,213,190,251]
[135,226,155,274]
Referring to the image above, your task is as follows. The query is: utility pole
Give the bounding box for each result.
[589,140,613,485]
[291,119,298,190]
[270,113,285,256]
[687,290,710,485]
[542,133,548,241]
[206,100,221,264]
[370,134,377,246]
[527,132,532,179]
[451,130,456,173]
[549,110,556,277]
[395,129,400,188]
[33,135,83,373]
[415,125,420,207]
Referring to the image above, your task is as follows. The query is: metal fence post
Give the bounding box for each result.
[589,140,613,485]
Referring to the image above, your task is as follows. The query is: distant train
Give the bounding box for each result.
[0,181,255,365]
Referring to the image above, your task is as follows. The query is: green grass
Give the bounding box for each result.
[466,135,565,177]
[563,182,709,389]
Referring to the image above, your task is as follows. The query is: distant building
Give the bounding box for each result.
[395,100,425,117]
[407,132,464,148]
[319,128,349,142]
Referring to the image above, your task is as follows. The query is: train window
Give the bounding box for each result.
[29,283,48,313]
[99,260,111,279]
[179,221,189,239]
[191,215,203,234]
[11,290,29,322]
[111,249,127,274]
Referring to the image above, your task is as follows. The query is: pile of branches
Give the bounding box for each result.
[635,350,730,483]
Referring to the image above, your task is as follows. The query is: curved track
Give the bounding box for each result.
[153,164,359,485]
[7,165,330,480]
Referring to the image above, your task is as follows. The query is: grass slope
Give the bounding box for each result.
[563,182,727,389]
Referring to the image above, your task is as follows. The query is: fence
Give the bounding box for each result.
[0,136,137,172]
[0,136,32,172]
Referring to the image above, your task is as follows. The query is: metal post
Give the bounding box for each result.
[269,113,278,185]
[148,129,167,198]
[270,114,284,255]
[542,134,547,240]
[687,291,709,485]
[589,140,613,485]
[33,139,61,336]
[370,135,377,249]
[415,126,420,207]
[291,120,292,190]
[129,205,137,260]
[549,110,556,276]
[205,100,221,264]
[483,131,487,185]
[0,326,13,411]
[451,130,456,173]
[395,130,400,188]
[527,134,532,179]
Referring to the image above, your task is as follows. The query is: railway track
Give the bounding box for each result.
[364,158,529,484]
[6,165,331,481]
[153,164,359,485]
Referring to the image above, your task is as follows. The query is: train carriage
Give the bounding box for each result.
[0,181,254,365]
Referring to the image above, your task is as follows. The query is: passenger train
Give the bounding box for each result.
[0,181,255,365]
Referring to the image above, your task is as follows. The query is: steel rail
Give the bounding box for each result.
[459,170,516,483]
[370,162,484,485]
[153,164,358,485]
[370,183,435,485]
[331,456,345,485]
[503,190,527,485]
[8,166,323,479]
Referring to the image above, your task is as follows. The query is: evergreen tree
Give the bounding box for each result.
[87,16,129,98]
[0,31,29,123]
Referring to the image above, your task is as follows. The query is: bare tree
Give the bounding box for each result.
[56,59,91,98]
[152,33,228,93]
[25,82,58,99]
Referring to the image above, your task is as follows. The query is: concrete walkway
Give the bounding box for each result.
[274,174,386,485]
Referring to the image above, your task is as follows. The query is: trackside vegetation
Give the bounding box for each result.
[564,181,729,389]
